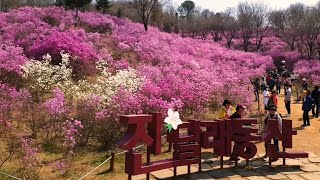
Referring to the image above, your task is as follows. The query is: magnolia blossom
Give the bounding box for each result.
[164,109,182,130]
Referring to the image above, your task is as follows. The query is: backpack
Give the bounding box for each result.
[264,114,281,126]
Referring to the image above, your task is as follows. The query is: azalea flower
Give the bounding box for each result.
[164,109,182,132]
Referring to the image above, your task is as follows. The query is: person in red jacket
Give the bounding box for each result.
[269,90,278,108]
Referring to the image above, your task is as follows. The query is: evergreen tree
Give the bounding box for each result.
[96,0,112,14]
[63,0,92,20]
[177,0,195,18]
[55,0,64,6]
[64,0,92,9]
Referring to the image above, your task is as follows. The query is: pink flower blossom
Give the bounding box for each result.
[43,88,68,116]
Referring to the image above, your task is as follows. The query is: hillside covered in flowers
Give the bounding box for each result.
[0,7,274,177]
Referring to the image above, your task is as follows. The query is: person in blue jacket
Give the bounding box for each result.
[302,90,315,126]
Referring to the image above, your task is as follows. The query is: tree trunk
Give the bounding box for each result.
[144,22,148,31]
[227,39,232,48]
[244,40,249,52]
[256,37,263,51]
[290,43,295,51]
[142,14,148,31]
[76,7,79,18]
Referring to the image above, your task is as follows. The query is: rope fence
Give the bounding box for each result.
[78,156,112,180]
[0,171,22,180]
[77,134,167,180]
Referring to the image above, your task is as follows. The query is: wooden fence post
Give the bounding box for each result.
[110,152,115,172]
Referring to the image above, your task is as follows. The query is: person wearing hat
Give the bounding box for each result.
[284,83,292,116]
[300,78,308,102]
[216,100,236,119]
[302,90,315,126]
[302,78,308,91]
[230,104,247,119]
[262,104,282,158]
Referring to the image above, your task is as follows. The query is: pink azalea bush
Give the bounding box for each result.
[62,120,83,156]
[21,137,40,168]
[51,160,67,175]
[0,44,27,73]
[78,12,114,33]
[112,21,273,111]
[0,83,31,121]
[0,7,279,175]
[261,36,302,70]
[28,29,99,73]
[0,6,274,127]
[43,88,69,116]
[294,60,320,85]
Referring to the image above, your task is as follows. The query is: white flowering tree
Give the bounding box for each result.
[21,53,74,101]
[22,53,144,104]
[76,60,144,106]
[21,52,145,148]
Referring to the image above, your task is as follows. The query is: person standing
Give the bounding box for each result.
[261,76,267,92]
[311,86,320,118]
[302,90,315,126]
[263,105,282,158]
[284,83,292,116]
[216,100,236,119]
[263,86,270,111]
[229,104,247,162]
[272,70,279,80]
[269,90,279,108]
[267,73,272,90]
[276,77,282,94]
[302,78,308,91]
[268,78,276,91]
[254,78,260,101]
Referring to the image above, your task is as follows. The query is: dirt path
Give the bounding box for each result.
[255,92,320,156]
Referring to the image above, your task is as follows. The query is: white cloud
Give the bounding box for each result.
[171,0,319,12]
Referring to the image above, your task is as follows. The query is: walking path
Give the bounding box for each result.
[147,152,320,180]
[132,94,320,180]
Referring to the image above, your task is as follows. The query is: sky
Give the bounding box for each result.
[171,0,319,12]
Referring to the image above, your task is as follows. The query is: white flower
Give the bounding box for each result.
[21,51,145,110]
[164,109,182,130]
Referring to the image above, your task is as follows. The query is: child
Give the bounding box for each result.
[263,105,282,159]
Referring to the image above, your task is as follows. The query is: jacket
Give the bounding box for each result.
[276,79,282,87]
[285,88,292,101]
[269,94,278,107]
[311,89,320,103]
[264,113,282,133]
[216,106,236,119]
[302,95,315,111]
[230,112,241,119]
[302,82,308,90]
